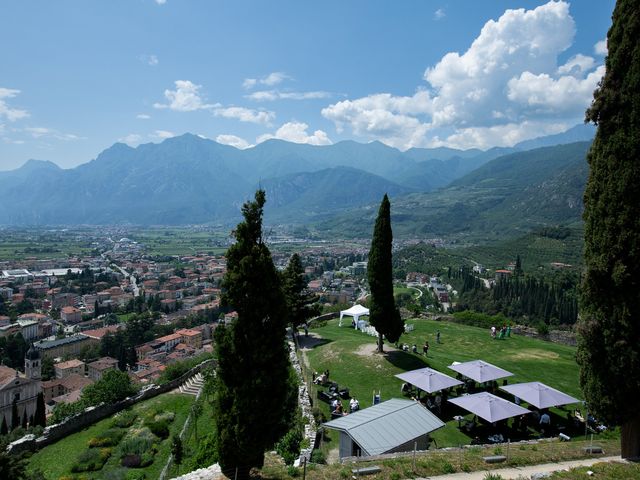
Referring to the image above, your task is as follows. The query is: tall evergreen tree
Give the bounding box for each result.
[10,399,19,431]
[34,392,46,428]
[367,194,404,352]
[214,190,297,477]
[281,253,320,329]
[577,0,640,459]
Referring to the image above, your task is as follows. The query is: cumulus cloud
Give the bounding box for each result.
[321,1,603,150]
[257,121,332,146]
[216,134,253,149]
[243,72,291,89]
[25,126,81,141]
[119,134,143,146]
[214,106,275,125]
[151,130,175,139]
[594,39,607,56]
[246,90,332,101]
[434,8,445,20]
[0,88,29,122]
[154,80,217,111]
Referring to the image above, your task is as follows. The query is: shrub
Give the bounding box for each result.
[112,410,137,428]
[310,450,325,464]
[287,465,299,477]
[154,411,175,423]
[276,426,303,465]
[121,454,142,468]
[119,430,155,457]
[71,447,111,472]
[390,473,401,480]
[536,322,549,336]
[442,462,456,474]
[191,432,218,469]
[146,419,170,439]
[461,463,471,472]
[311,407,326,425]
[88,428,125,447]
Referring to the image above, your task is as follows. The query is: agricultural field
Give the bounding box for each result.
[0,228,99,261]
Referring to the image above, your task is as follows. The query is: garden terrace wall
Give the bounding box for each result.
[7,359,216,456]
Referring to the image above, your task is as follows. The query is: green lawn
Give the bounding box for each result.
[27,393,195,480]
[304,318,587,450]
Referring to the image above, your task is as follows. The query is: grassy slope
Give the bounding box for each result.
[27,393,194,480]
[304,318,582,449]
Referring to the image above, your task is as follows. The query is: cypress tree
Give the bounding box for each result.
[576,0,640,459]
[34,392,46,428]
[10,398,19,431]
[281,253,319,330]
[214,190,297,477]
[21,410,27,429]
[0,416,7,435]
[367,194,404,353]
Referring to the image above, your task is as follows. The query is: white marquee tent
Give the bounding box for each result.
[339,304,370,327]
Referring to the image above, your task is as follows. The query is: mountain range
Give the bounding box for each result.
[0,124,594,236]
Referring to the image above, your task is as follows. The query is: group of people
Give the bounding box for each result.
[490,325,511,339]
[331,397,360,415]
[397,331,441,357]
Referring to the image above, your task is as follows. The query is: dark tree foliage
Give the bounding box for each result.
[453,266,578,326]
[81,369,138,405]
[577,0,640,459]
[367,194,403,352]
[214,190,297,477]
[40,356,55,381]
[11,399,19,431]
[0,417,7,435]
[34,392,46,428]
[0,444,27,480]
[281,253,320,329]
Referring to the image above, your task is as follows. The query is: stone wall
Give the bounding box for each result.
[289,336,317,466]
[7,359,216,455]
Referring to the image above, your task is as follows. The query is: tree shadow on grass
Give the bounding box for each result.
[297,334,333,351]
[383,349,430,371]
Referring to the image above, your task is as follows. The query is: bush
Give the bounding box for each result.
[441,462,455,474]
[275,426,303,465]
[112,410,137,428]
[121,454,142,468]
[484,474,504,480]
[146,419,170,439]
[452,311,511,330]
[119,429,155,457]
[71,447,111,472]
[310,450,325,464]
[536,322,550,336]
[287,465,299,477]
[190,432,217,469]
[88,428,125,447]
[311,407,326,424]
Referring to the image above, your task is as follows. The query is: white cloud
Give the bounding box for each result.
[507,65,604,113]
[321,1,604,150]
[25,126,81,141]
[434,8,445,20]
[245,90,332,101]
[242,72,291,89]
[213,106,275,125]
[152,130,175,139]
[257,121,332,146]
[0,88,29,122]
[557,54,595,75]
[154,80,217,111]
[136,114,151,120]
[155,0,166,4]
[432,121,569,150]
[119,134,143,146]
[148,55,158,66]
[216,134,253,149]
[594,39,607,56]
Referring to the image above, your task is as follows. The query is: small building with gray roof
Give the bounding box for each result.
[323,398,445,460]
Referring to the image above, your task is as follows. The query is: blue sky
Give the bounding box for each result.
[0,0,615,170]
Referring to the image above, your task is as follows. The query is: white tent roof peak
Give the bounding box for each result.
[339,304,370,327]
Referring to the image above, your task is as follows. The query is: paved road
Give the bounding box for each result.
[415,455,624,480]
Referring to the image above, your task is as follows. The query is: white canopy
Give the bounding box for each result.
[501,382,580,409]
[448,360,513,383]
[448,392,530,423]
[339,304,370,327]
[395,367,463,394]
